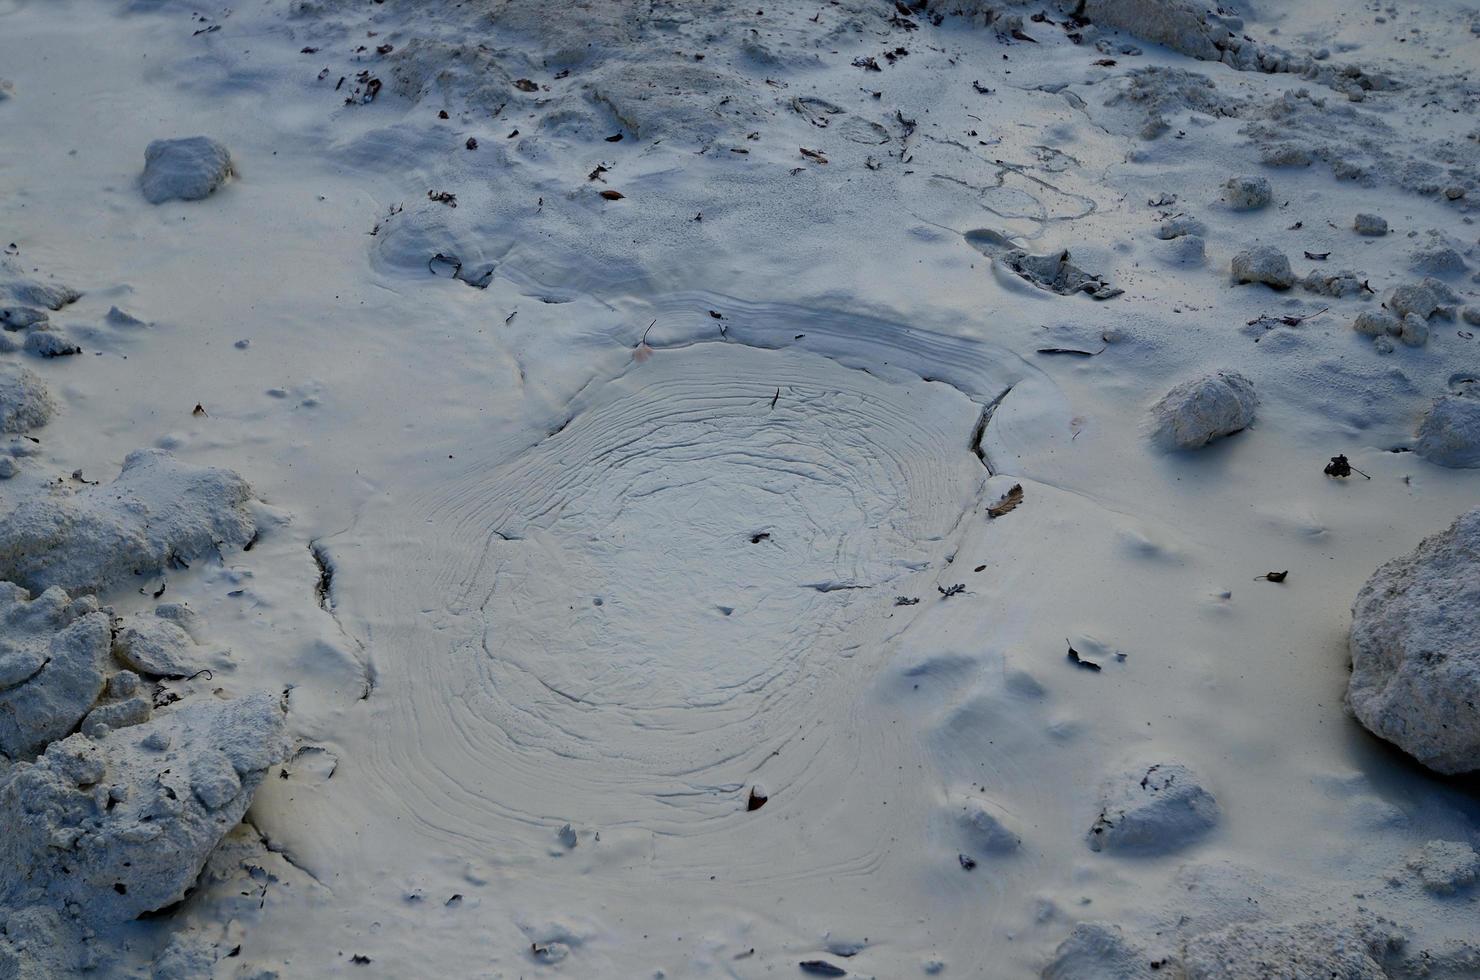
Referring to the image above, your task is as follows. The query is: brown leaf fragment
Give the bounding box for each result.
[1256,570,1288,583]
[513,78,539,92]
[1323,454,1370,479]
[1304,251,1330,261]
[599,189,625,200]
[987,484,1023,518]
[1036,346,1104,357]
[799,147,829,164]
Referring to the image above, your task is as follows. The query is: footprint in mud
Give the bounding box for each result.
[791,96,892,145]
[965,228,1122,299]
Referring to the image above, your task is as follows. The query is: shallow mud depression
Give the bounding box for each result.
[338,318,1029,846]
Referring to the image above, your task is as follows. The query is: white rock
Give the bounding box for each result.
[0,307,48,330]
[1087,762,1219,854]
[0,693,288,924]
[1352,311,1398,337]
[1181,916,1400,980]
[140,137,234,205]
[80,670,152,738]
[1156,234,1206,267]
[1157,215,1207,240]
[1385,282,1439,320]
[5,279,80,312]
[1403,840,1479,895]
[0,449,257,596]
[1302,269,1364,298]
[0,583,110,760]
[1408,233,1468,277]
[1042,922,1165,979]
[1223,175,1271,211]
[104,306,147,328]
[23,329,80,358]
[1231,245,1293,289]
[113,614,206,678]
[1415,395,1480,468]
[1078,0,1230,61]
[0,365,54,433]
[1147,371,1257,451]
[0,906,94,977]
[1354,213,1388,236]
[1347,508,1480,774]
[1398,312,1429,348]
[956,796,1021,853]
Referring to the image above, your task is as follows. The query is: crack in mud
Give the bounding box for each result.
[308,540,377,701]
[971,383,1016,474]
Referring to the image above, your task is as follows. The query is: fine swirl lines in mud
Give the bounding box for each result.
[354,317,1039,850]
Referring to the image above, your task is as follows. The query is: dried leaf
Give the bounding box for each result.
[1036,346,1104,357]
[799,146,829,164]
[987,484,1023,518]
[599,189,625,200]
[1323,454,1370,479]
[513,78,539,92]
[1256,570,1289,583]
[1303,251,1330,261]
